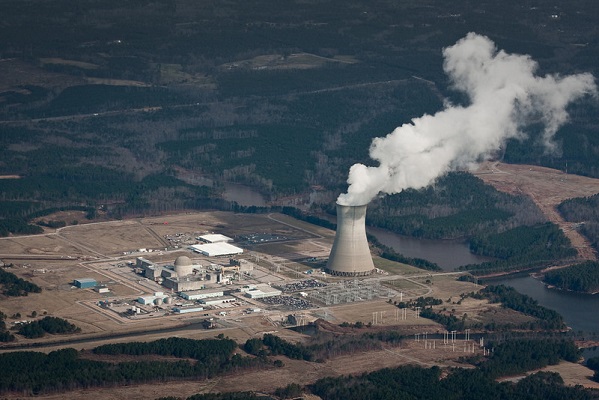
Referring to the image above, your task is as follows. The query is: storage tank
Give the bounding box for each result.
[164,296,173,305]
[325,203,375,276]
[154,297,163,306]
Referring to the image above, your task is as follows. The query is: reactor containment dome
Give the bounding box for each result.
[174,255,194,276]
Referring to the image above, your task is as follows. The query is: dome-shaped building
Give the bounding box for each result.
[174,255,194,276]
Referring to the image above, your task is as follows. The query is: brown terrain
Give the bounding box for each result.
[474,162,599,262]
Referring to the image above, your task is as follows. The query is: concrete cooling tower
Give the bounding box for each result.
[326,203,375,277]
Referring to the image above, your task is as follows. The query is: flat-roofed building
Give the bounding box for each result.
[197,234,233,243]
[173,306,204,314]
[244,284,281,299]
[74,278,97,289]
[180,289,224,301]
[199,296,236,306]
[190,242,243,257]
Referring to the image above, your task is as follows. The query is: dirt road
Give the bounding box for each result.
[474,162,599,261]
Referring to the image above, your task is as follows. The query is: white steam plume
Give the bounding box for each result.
[337,32,597,206]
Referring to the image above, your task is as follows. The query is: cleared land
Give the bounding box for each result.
[474,162,599,261]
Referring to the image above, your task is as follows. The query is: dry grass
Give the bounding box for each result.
[474,162,599,260]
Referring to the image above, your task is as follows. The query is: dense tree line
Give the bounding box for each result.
[94,337,238,363]
[0,218,43,237]
[480,339,580,377]
[159,393,275,400]
[17,316,80,339]
[543,261,599,293]
[419,308,465,331]
[244,334,313,361]
[0,337,268,395]
[397,296,443,309]
[559,194,599,253]
[479,285,565,330]
[461,223,577,274]
[585,356,599,383]
[365,172,545,240]
[0,266,42,296]
[310,339,586,400]
[0,312,15,342]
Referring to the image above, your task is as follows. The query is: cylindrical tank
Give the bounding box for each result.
[164,297,173,305]
[326,203,375,277]
[154,297,163,306]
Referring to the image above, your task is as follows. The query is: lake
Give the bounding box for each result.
[367,227,493,270]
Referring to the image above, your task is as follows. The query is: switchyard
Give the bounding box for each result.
[308,280,396,305]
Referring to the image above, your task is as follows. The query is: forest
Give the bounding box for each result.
[364,173,544,240]
[0,329,591,398]
[460,223,577,274]
[559,194,599,253]
[309,339,586,400]
[0,337,268,395]
[17,316,80,339]
[543,261,599,293]
[0,265,42,296]
[477,285,565,330]
[0,0,597,247]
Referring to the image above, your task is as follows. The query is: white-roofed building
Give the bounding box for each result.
[180,289,224,300]
[190,242,243,257]
[244,284,281,299]
[199,296,236,306]
[173,306,204,314]
[197,234,234,243]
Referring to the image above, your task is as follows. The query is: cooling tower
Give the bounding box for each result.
[326,203,375,277]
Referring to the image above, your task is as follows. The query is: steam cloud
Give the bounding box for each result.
[337,32,597,206]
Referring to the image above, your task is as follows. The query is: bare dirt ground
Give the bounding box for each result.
[474,162,599,261]
[499,361,599,390]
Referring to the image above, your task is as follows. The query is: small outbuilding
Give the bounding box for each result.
[74,278,97,289]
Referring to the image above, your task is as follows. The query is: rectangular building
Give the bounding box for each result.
[197,234,234,243]
[74,278,97,289]
[245,285,281,299]
[180,289,224,301]
[189,242,243,257]
[173,306,205,314]
[199,296,236,306]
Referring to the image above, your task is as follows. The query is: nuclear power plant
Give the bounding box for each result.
[326,203,375,277]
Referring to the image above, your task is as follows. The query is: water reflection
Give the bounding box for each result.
[367,227,493,271]
[222,183,267,207]
[491,274,599,334]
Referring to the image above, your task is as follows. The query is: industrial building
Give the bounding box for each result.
[180,288,224,301]
[173,306,204,314]
[326,204,375,276]
[199,296,236,306]
[74,278,97,289]
[189,242,243,257]
[197,234,233,243]
[244,284,282,299]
